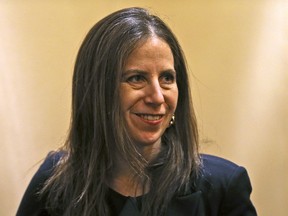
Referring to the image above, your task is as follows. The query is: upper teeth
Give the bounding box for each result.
[139,114,162,121]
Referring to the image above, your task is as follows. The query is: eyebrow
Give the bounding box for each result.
[123,69,176,75]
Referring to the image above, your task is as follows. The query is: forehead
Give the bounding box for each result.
[124,36,174,67]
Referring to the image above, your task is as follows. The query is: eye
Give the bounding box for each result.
[160,72,176,84]
[127,74,145,83]
[124,74,147,89]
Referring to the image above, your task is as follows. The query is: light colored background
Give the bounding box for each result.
[1,0,287,215]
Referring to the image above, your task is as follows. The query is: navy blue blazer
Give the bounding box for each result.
[17,153,257,216]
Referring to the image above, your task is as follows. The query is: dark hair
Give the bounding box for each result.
[42,7,200,216]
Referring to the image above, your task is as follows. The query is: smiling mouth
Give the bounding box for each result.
[136,114,164,121]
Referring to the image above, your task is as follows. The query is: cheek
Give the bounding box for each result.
[119,86,141,111]
[119,86,130,110]
[119,95,130,112]
[169,88,179,112]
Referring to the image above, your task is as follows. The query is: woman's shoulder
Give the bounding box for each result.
[40,151,66,171]
[16,151,66,216]
[198,153,250,189]
[27,150,66,188]
[200,154,243,175]
[195,154,257,215]
[33,151,66,180]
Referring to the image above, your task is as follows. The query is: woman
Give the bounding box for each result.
[17,7,257,216]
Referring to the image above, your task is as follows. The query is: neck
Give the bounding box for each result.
[136,138,162,161]
[107,140,162,197]
[107,155,149,197]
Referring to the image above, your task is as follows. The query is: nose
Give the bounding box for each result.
[144,80,165,106]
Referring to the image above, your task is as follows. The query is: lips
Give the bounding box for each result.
[136,114,164,121]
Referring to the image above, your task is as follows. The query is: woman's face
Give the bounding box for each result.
[120,36,178,151]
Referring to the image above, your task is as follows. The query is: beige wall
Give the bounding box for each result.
[1,1,287,215]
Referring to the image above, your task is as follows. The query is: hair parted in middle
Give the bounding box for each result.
[43,7,200,216]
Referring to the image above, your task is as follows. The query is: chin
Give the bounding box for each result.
[134,135,162,147]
